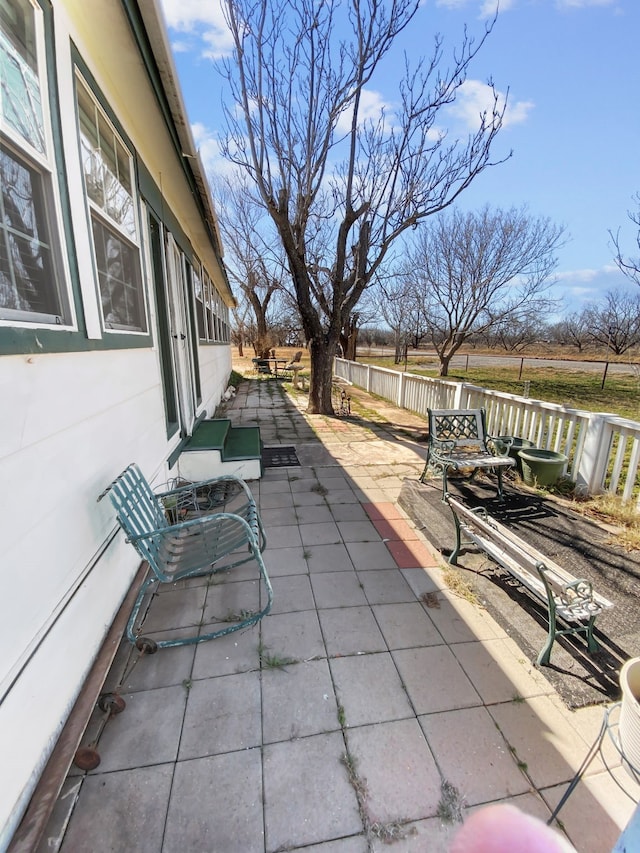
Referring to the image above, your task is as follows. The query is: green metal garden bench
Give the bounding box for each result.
[99,463,272,649]
[420,407,515,500]
[446,494,614,665]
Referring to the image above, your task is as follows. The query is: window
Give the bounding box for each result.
[76,74,146,333]
[0,0,71,326]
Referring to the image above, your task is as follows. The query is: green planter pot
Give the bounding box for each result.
[518,448,568,487]
[496,436,537,475]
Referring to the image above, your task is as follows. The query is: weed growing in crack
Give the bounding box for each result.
[436,779,465,824]
[258,642,296,670]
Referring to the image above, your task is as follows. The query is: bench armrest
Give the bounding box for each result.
[431,438,457,455]
[486,435,513,456]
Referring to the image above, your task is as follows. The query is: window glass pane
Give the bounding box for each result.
[77,77,136,238]
[0,142,65,320]
[91,214,146,332]
[0,0,45,154]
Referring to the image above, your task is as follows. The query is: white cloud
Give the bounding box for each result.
[557,0,616,8]
[191,122,235,177]
[336,89,392,135]
[448,79,533,130]
[556,264,618,282]
[159,0,232,59]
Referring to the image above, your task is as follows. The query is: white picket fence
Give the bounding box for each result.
[334,357,640,506]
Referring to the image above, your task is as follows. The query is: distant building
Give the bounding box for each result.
[0,0,235,844]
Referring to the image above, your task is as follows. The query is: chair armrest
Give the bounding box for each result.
[156,474,254,504]
[126,511,258,546]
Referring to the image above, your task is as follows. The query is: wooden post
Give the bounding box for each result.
[601,362,609,389]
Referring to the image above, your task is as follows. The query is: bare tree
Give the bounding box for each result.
[405,206,565,376]
[610,192,640,287]
[218,0,508,413]
[550,313,590,352]
[214,175,289,356]
[582,289,640,355]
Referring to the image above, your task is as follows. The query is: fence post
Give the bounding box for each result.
[453,383,464,408]
[366,364,371,393]
[397,371,405,409]
[576,413,613,495]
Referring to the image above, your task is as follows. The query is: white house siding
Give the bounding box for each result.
[0,1,233,845]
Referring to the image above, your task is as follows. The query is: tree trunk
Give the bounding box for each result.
[439,354,451,376]
[307,336,337,414]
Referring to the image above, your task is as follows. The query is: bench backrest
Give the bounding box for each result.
[102,463,168,541]
[428,408,487,450]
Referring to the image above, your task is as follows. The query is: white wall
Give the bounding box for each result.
[0,1,233,844]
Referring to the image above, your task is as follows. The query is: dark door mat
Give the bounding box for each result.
[263,446,300,467]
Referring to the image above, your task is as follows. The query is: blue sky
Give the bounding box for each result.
[159,0,639,315]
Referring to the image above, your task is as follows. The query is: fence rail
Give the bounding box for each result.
[334,357,640,506]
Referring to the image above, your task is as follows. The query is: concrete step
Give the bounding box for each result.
[177,419,262,482]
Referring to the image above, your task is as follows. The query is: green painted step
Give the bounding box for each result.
[183,419,261,462]
[222,426,262,460]
[185,419,230,450]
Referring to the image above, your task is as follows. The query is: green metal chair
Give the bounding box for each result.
[99,463,272,649]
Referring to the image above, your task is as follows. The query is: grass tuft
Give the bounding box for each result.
[442,568,479,605]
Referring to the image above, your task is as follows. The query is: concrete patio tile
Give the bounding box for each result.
[263,732,362,851]
[419,706,531,806]
[261,479,294,494]
[261,609,327,661]
[315,474,352,489]
[362,501,407,520]
[488,695,604,790]
[385,538,439,568]
[295,504,334,524]
[260,491,296,509]
[306,543,355,573]
[336,520,382,542]
[424,594,507,643]
[86,685,187,772]
[140,584,207,634]
[370,517,419,541]
[202,578,261,625]
[372,602,444,649]
[310,572,369,608]
[451,638,556,704]
[164,750,264,853]
[291,489,330,506]
[191,624,261,678]
[264,545,309,576]
[118,633,196,692]
[329,503,369,522]
[269,574,315,613]
[53,765,173,853]
[400,567,442,598]
[289,476,322,492]
[324,488,360,504]
[299,521,342,545]
[260,505,299,527]
[330,653,414,726]
[262,658,340,743]
[288,838,367,853]
[370,816,459,853]
[346,541,398,570]
[318,606,387,657]
[357,569,416,605]
[345,719,442,823]
[265,523,303,547]
[179,671,262,759]
[392,646,481,714]
[543,771,635,853]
